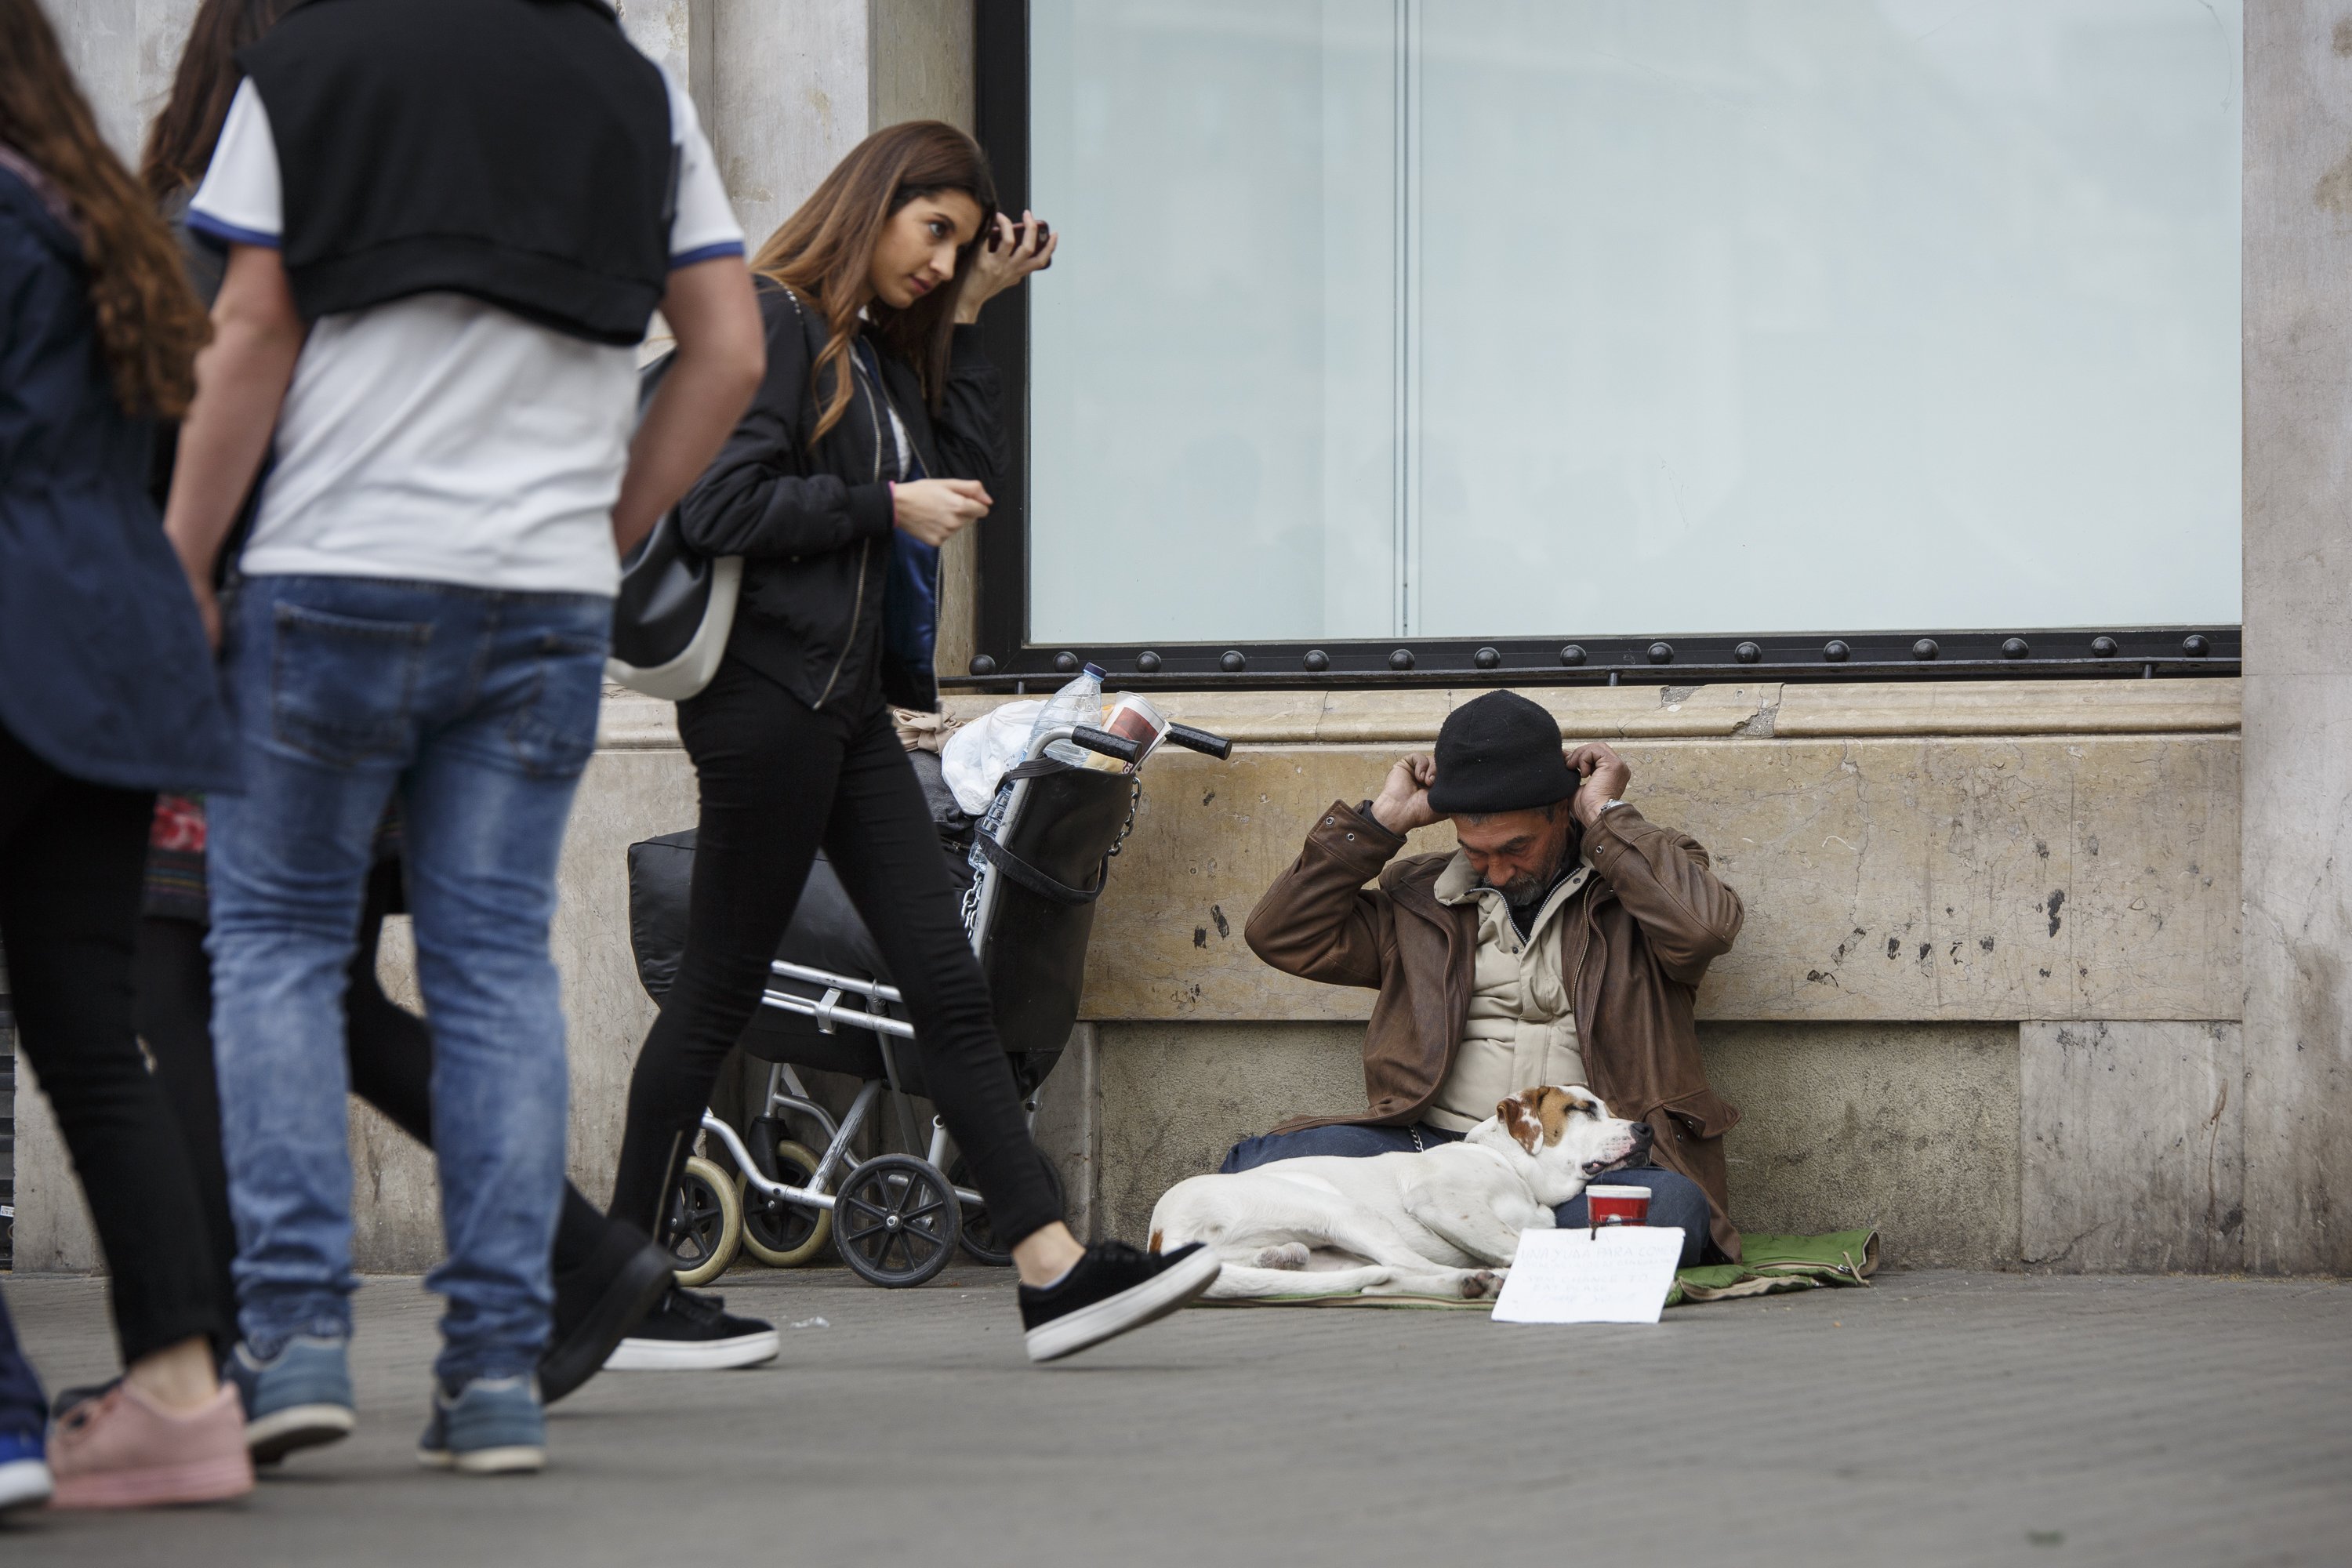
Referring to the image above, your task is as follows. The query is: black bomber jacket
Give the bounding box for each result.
[676,281,1007,712]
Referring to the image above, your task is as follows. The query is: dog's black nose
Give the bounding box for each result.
[1628,1123,1654,1157]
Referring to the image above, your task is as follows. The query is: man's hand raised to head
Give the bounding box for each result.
[1566,742,1633,828]
[1369,752,1440,837]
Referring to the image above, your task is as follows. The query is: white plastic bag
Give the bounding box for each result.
[941,699,1045,815]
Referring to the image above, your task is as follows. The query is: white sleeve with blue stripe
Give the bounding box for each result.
[185,80,282,249]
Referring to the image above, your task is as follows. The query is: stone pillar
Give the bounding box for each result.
[47,0,201,160]
[2241,0,2352,1276]
[698,0,874,250]
[869,0,983,680]
[613,0,706,100]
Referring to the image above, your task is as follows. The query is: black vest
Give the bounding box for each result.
[240,0,675,345]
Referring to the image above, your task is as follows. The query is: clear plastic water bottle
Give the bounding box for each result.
[1030,662,1106,767]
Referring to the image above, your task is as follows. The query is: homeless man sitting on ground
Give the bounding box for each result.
[1223,689,1746,1266]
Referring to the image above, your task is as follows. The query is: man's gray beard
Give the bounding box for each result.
[1475,866,1558,910]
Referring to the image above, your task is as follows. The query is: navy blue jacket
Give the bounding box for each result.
[0,162,236,792]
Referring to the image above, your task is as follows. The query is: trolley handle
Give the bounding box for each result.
[1070,725,1144,766]
[1163,723,1233,760]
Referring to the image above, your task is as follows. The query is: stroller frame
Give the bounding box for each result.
[664,714,1231,1288]
[698,960,1007,1221]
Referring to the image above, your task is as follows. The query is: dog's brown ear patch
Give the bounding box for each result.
[1496,1093,1541,1153]
[1149,1229,1164,1254]
[1534,1087,1576,1147]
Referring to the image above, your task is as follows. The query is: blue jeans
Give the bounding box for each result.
[1219,1123,1712,1266]
[208,575,609,1386]
[0,1291,45,1437]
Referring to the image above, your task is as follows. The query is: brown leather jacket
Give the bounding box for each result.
[1243,799,1748,1261]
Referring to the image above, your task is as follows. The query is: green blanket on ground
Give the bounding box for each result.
[1192,1229,1881,1310]
[1665,1229,1878,1305]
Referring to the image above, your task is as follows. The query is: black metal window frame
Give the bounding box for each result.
[961,1,2240,693]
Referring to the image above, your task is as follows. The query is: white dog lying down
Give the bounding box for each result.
[1149,1085,1656,1301]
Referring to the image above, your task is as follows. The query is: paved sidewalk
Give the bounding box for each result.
[0,1267,2343,1567]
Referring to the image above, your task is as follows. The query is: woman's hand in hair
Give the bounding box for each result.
[956,209,1058,325]
[892,477,992,546]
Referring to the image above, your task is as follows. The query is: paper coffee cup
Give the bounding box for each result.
[1085,693,1171,771]
[1584,1184,1653,1225]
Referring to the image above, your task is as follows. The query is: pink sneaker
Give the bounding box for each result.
[47,1381,255,1508]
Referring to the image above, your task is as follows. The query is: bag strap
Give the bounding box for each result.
[975,831,1105,906]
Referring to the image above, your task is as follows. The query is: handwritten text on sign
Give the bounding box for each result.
[1490,1226,1684,1323]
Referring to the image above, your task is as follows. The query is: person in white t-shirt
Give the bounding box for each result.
[161,0,762,1478]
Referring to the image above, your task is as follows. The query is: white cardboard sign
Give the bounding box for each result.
[1490,1225,1685,1323]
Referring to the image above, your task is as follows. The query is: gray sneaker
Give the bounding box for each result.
[226,1336,357,1463]
[416,1376,545,1476]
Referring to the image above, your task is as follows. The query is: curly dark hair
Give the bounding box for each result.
[0,0,212,417]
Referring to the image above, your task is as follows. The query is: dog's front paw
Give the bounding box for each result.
[1461,1269,1503,1301]
[1254,1242,1311,1271]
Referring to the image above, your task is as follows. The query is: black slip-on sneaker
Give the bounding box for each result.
[1018,1241,1222,1363]
[540,1225,677,1406]
[601,1288,779,1373]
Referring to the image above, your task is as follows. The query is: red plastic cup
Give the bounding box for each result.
[1584,1184,1653,1227]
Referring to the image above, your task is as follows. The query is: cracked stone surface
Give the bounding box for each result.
[2021,1022,2245,1273]
[2,1269,2343,1567]
[1078,734,2238,1024]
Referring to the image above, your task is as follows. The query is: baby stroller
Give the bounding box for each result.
[626,710,1232,1288]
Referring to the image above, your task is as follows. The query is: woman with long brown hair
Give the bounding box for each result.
[0,0,251,1511]
[604,121,1220,1368]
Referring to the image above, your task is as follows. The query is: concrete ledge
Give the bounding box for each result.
[600,683,2244,1025]
[1771,678,2241,738]
[941,677,2241,743]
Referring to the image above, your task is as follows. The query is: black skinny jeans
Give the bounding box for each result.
[0,722,221,1364]
[609,660,1063,1248]
[135,858,616,1338]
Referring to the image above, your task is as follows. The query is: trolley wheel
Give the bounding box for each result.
[951,1154,1068,1268]
[662,1155,742,1287]
[834,1154,960,1289]
[738,1138,833,1268]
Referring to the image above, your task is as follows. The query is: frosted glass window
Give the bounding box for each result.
[1027,1,2242,644]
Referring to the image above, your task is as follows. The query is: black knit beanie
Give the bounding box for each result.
[1423,691,1577,815]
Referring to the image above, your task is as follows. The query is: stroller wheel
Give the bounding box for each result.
[951,1155,1067,1268]
[663,1155,743,1287]
[739,1138,833,1268]
[835,1155,961,1288]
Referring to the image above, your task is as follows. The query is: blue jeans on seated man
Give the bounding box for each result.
[1218,1123,1712,1267]
[207,575,611,1389]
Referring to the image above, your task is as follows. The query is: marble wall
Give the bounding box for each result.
[2240,0,2352,1276]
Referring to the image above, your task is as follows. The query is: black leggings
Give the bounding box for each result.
[609,662,1063,1249]
[136,860,615,1337]
[0,722,221,1364]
